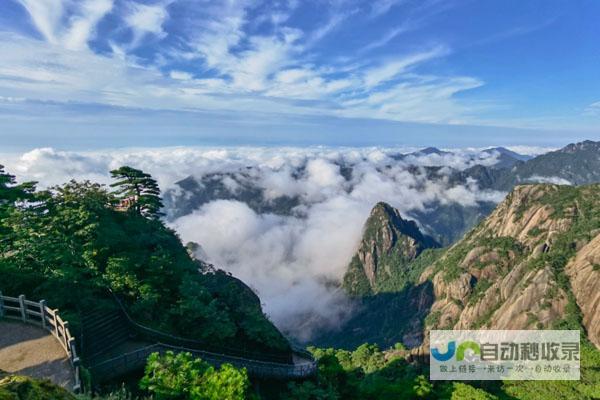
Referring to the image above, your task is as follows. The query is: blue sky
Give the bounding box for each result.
[0,0,599,149]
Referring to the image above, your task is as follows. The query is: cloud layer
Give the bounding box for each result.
[1,145,525,340]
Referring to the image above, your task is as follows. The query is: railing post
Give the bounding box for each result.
[19,294,27,322]
[39,300,47,329]
[63,321,69,347]
[52,309,59,336]
[0,291,4,318]
[69,338,79,364]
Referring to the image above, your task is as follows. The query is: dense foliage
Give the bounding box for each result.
[0,373,77,400]
[139,352,251,400]
[0,166,289,356]
[3,341,600,400]
[281,343,600,400]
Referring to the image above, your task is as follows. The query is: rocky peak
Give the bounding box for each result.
[342,202,438,297]
[559,140,600,154]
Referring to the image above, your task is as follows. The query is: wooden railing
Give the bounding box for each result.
[0,292,81,392]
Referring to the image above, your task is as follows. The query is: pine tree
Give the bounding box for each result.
[0,165,37,248]
[110,166,164,218]
[0,165,36,204]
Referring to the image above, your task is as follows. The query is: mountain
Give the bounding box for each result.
[164,173,300,220]
[420,184,600,347]
[508,140,600,186]
[413,146,450,156]
[165,140,600,254]
[482,146,532,169]
[342,202,439,297]
[318,183,600,351]
[409,201,497,246]
[314,203,440,349]
[457,140,600,192]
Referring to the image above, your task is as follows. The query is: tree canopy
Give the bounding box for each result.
[110,166,164,218]
[140,351,250,400]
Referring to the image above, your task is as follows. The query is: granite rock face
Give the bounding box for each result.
[343,202,438,297]
[418,184,600,349]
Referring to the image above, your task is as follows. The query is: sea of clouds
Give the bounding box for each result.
[1,145,550,341]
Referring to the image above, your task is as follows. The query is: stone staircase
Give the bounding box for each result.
[80,308,132,361]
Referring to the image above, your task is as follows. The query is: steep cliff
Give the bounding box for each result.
[420,184,600,347]
[342,202,438,297]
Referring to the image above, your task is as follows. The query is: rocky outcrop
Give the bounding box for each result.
[472,185,573,249]
[565,233,600,347]
[342,202,438,297]
[419,184,600,348]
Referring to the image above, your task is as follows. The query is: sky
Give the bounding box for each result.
[0,0,599,149]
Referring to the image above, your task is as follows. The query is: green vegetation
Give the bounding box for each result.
[501,342,600,399]
[139,352,251,400]
[434,242,470,282]
[282,343,600,400]
[424,310,441,328]
[0,374,76,400]
[0,166,289,355]
[110,167,164,219]
[2,339,599,399]
[468,279,492,306]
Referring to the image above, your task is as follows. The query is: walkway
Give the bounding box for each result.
[0,321,75,389]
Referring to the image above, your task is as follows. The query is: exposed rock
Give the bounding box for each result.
[420,184,600,348]
[491,267,567,329]
[343,202,438,296]
[565,233,600,347]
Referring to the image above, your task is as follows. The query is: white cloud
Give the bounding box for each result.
[2,0,485,126]
[169,70,193,80]
[1,145,511,339]
[363,46,448,88]
[583,101,600,116]
[504,145,556,156]
[17,0,113,50]
[525,175,572,185]
[16,0,65,44]
[359,25,411,53]
[125,1,170,45]
[369,0,403,18]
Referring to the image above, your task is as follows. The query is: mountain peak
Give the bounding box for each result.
[484,146,531,161]
[370,201,399,218]
[559,140,600,154]
[417,147,447,155]
[343,202,438,297]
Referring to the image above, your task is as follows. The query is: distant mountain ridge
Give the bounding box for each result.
[165,140,600,248]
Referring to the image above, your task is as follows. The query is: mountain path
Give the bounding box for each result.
[0,320,75,388]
